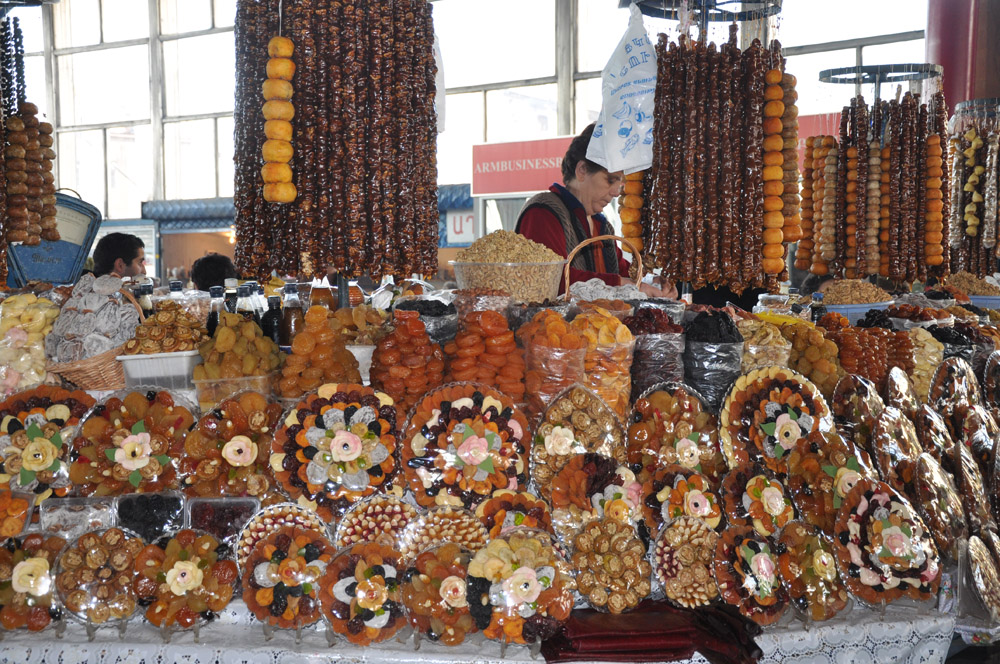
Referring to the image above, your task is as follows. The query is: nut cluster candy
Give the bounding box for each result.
[370,310,445,413]
[569,307,635,421]
[124,300,207,354]
[444,310,525,401]
[278,306,361,399]
[56,528,142,624]
[652,516,719,609]
[571,518,650,614]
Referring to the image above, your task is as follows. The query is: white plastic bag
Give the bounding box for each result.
[586,4,657,175]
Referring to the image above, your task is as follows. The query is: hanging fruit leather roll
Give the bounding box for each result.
[704,43,721,285]
[742,39,765,287]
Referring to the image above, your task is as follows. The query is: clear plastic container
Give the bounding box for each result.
[193,374,275,411]
[39,496,115,540]
[824,301,894,324]
[116,350,202,390]
[451,260,566,304]
[186,496,261,545]
[345,344,374,384]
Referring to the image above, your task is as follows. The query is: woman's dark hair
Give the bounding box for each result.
[799,273,833,297]
[191,253,238,292]
[562,123,607,184]
[93,232,144,277]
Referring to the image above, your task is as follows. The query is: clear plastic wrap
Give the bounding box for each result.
[626,382,725,486]
[393,293,459,347]
[46,273,140,363]
[39,496,113,540]
[570,517,650,614]
[270,383,401,521]
[333,494,418,549]
[913,453,967,561]
[737,319,793,374]
[570,308,635,421]
[523,342,587,422]
[965,535,1000,624]
[639,465,721,537]
[955,404,998,481]
[506,300,573,333]
[180,390,284,503]
[398,505,489,562]
[908,328,945,401]
[831,478,941,606]
[0,293,60,398]
[400,542,480,645]
[186,496,260,545]
[54,527,143,627]
[955,441,994,534]
[544,452,643,546]
[714,525,789,626]
[115,491,184,543]
[720,464,795,538]
[466,527,573,645]
[68,388,198,496]
[400,383,529,510]
[831,374,884,459]
[651,515,719,609]
[0,533,66,632]
[719,366,831,475]
[883,367,920,420]
[930,357,983,415]
[870,406,923,496]
[630,332,685,400]
[235,503,327,572]
[151,290,211,326]
[631,298,685,324]
[785,430,877,535]
[476,489,552,539]
[132,528,237,631]
[454,290,512,320]
[984,351,1000,406]
[683,341,744,414]
[531,384,626,503]
[776,521,849,622]
[241,524,334,630]
[320,541,405,645]
[912,405,956,471]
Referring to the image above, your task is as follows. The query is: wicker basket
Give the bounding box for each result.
[562,234,645,301]
[47,344,125,391]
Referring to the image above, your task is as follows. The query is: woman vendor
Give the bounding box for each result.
[516,123,675,297]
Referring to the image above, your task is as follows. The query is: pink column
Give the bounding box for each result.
[925,0,978,111]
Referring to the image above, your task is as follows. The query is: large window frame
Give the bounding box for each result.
[41,0,235,218]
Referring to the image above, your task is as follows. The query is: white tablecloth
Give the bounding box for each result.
[0,601,956,664]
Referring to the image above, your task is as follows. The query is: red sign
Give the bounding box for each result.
[471,137,573,196]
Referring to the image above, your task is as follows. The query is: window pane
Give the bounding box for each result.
[215,0,237,27]
[434,0,555,88]
[777,0,927,46]
[53,0,101,49]
[862,39,927,68]
[164,119,217,199]
[106,125,153,219]
[217,116,235,197]
[574,78,602,133]
[784,49,858,117]
[58,46,150,125]
[23,55,48,118]
[8,7,43,53]
[437,92,484,184]
[160,0,213,34]
[58,130,106,217]
[102,0,149,43]
[486,84,558,143]
[163,33,235,116]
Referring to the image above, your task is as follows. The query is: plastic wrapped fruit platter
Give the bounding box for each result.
[832,479,940,605]
[133,529,237,628]
[320,541,406,645]
[0,533,65,631]
[400,383,529,510]
[181,390,284,502]
[242,525,334,629]
[713,524,789,626]
[719,367,830,475]
[56,527,143,625]
[776,521,848,621]
[68,389,196,496]
[271,383,401,521]
[400,542,478,646]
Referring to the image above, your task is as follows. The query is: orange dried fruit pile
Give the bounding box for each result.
[444,310,525,401]
[278,305,360,398]
[370,310,445,412]
[569,307,635,420]
[517,310,587,419]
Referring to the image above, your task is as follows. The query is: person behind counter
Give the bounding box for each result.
[516,123,675,298]
[92,232,146,278]
[191,253,238,292]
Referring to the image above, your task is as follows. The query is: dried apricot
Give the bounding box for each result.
[291,330,317,355]
[215,326,238,353]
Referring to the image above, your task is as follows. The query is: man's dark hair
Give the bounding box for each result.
[92,233,144,277]
[800,273,833,297]
[561,122,607,184]
[191,253,238,292]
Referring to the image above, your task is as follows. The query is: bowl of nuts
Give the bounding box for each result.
[452,260,566,304]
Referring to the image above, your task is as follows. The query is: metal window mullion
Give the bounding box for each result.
[446,76,558,96]
[554,0,575,135]
[102,127,110,217]
[56,118,151,133]
[856,46,863,97]
[213,117,220,197]
[149,0,164,201]
[158,26,233,42]
[97,0,104,44]
[163,110,233,123]
[42,2,58,181]
[52,37,150,56]
[782,30,924,57]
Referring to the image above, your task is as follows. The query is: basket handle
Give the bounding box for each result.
[562,234,644,302]
[119,287,146,323]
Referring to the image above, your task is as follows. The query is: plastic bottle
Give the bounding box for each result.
[138,284,154,320]
[310,280,336,309]
[236,285,260,325]
[279,283,304,350]
[169,280,184,300]
[260,296,282,345]
[207,286,225,337]
[811,292,827,324]
[224,278,239,313]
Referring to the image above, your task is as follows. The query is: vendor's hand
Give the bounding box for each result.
[658,278,679,300]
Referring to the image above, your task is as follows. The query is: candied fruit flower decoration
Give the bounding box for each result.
[329,430,364,463]
[21,437,58,473]
[440,575,468,608]
[544,426,576,457]
[812,549,836,582]
[221,435,258,467]
[166,560,204,596]
[501,566,542,605]
[11,557,50,596]
[457,435,490,466]
[114,433,152,471]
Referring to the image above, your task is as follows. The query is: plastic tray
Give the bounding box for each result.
[824,301,894,324]
[970,295,1000,310]
[116,350,202,390]
[192,373,275,411]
